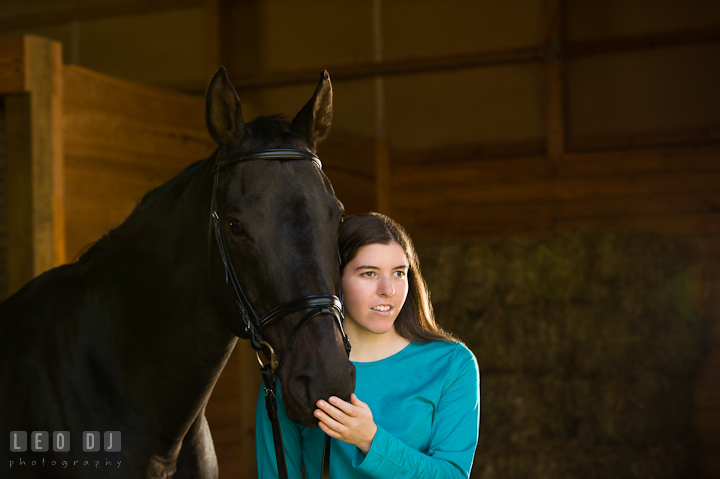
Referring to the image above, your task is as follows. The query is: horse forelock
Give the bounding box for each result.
[238,114,309,152]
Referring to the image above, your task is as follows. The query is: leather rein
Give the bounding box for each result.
[210,149,351,479]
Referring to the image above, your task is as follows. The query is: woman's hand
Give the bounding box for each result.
[315,393,377,455]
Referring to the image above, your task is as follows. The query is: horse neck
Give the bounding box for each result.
[90,155,237,443]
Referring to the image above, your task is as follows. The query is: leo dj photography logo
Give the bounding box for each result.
[8,431,122,472]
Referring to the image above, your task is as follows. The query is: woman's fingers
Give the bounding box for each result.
[316,399,348,422]
[327,396,355,415]
[314,395,377,453]
[314,407,345,432]
[316,396,359,423]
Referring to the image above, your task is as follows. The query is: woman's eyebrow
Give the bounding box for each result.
[354,264,408,271]
[354,265,379,271]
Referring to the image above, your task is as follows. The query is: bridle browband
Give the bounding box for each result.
[213,148,323,174]
[210,148,350,479]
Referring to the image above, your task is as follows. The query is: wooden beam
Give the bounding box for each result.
[393,143,720,186]
[567,25,720,58]
[391,168,720,209]
[0,0,202,31]
[230,48,544,89]
[3,36,65,295]
[0,36,28,95]
[402,211,720,241]
[225,24,720,90]
[568,126,720,153]
[393,190,720,229]
[394,140,545,166]
[392,125,720,165]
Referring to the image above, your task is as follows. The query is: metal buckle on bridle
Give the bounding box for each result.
[255,341,278,374]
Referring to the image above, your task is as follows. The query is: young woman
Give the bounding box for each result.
[256,213,480,478]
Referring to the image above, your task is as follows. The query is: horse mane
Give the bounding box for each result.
[73,157,210,264]
[137,157,208,208]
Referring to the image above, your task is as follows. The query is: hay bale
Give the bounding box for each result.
[473,441,699,479]
[480,371,693,446]
[414,229,707,479]
[568,371,695,445]
[480,373,571,445]
[418,230,704,377]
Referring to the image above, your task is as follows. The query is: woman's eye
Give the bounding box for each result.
[228,220,244,236]
[360,271,375,278]
[394,271,406,278]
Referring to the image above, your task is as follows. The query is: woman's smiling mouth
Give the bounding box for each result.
[372,305,392,312]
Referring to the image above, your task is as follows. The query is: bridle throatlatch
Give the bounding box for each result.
[210,149,351,479]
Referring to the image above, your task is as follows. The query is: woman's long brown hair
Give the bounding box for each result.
[338,213,457,344]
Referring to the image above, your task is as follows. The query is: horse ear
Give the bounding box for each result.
[290,71,333,149]
[206,67,245,149]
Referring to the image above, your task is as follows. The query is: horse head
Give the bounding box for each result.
[205,68,356,427]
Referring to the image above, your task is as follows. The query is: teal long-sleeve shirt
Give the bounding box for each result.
[255,340,480,479]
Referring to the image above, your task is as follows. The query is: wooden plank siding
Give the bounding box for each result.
[391,144,720,239]
[316,129,377,216]
[61,64,215,259]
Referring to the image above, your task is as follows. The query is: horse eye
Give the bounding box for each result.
[228,220,244,236]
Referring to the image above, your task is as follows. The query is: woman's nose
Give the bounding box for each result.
[378,276,395,297]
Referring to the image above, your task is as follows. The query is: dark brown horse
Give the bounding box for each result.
[0,68,356,478]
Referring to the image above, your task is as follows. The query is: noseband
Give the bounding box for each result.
[210,148,350,479]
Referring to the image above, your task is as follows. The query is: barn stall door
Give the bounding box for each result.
[0,35,260,478]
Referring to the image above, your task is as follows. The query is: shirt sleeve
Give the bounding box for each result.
[255,386,305,479]
[352,344,480,479]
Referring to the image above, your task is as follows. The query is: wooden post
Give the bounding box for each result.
[372,0,391,215]
[0,36,65,296]
[544,0,565,161]
[375,137,391,215]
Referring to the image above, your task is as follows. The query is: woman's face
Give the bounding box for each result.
[341,242,409,337]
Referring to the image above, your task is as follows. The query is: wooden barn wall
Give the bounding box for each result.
[61,65,214,260]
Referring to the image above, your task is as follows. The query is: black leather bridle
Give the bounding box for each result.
[210,149,350,479]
